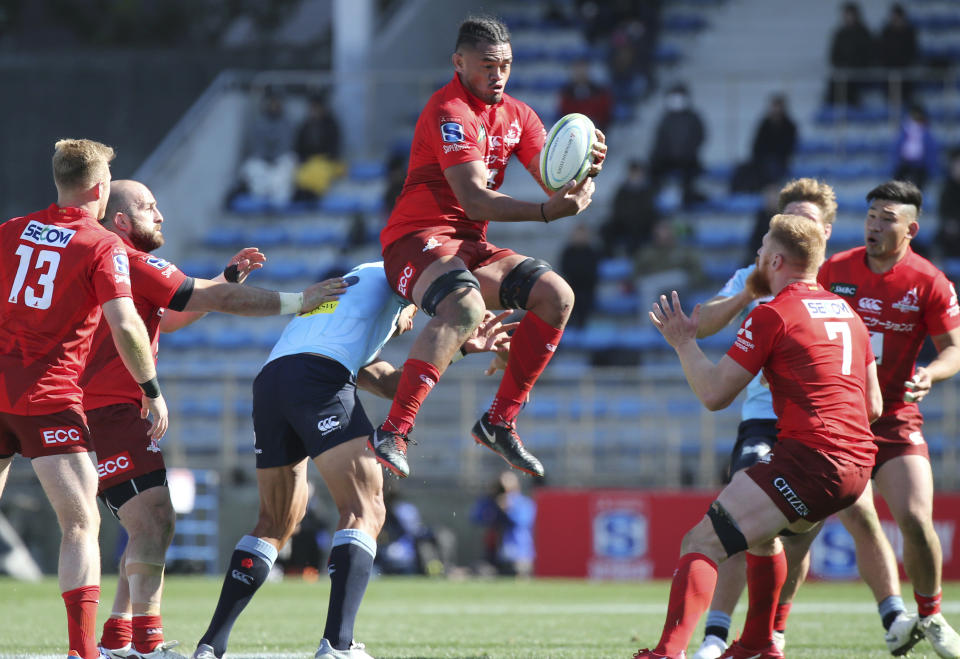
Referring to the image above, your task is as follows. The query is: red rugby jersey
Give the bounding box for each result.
[380,74,545,248]
[81,245,189,410]
[0,205,132,415]
[819,246,960,421]
[726,282,877,466]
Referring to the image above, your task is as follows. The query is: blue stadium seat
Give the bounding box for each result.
[598,257,634,281]
[349,161,387,181]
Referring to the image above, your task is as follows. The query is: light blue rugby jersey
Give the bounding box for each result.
[265,262,409,376]
[716,264,775,421]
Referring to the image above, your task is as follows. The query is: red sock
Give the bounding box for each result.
[488,312,563,424]
[62,585,99,659]
[654,553,719,656]
[915,590,942,617]
[739,550,787,649]
[773,601,792,632]
[132,614,164,653]
[100,616,133,650]
[384,359,440,435]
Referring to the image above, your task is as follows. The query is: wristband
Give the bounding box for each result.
[450,344,469,364]
[540,203,548,223]
[138,376,162,399]
[278,291,304,314]
[223,263,240,283]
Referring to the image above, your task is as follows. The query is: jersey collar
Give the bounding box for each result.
[50,203,95,224]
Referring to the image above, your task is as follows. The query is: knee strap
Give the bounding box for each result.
[707,501,748,557]
[499,257,553,310]
[420,269,481,317]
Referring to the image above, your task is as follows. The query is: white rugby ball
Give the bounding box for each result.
[539,113,596,192]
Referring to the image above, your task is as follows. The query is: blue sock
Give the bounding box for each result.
[879,595,906,630]
[323,529,377,650]
[704,610,732,642]
[200,535,278,656]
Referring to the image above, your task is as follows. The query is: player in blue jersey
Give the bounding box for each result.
[691,179,911,659]
[191,262,514,659]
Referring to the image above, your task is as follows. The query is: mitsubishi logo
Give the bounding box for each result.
[737,317,753,341]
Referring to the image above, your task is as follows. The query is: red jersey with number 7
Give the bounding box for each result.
[818,246,960,421]
[726,282,877,467]
[0,204,132,415]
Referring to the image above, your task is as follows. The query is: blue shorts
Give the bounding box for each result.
[726,418,778,482]
[252,354,374,469]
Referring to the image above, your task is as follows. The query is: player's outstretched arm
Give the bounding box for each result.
[179,276,348,317]
[906,326,960,402]
[102,297,169,439]
[160,247,267,333]
[650,290,753,410]
[695,290,758,338]
[444,160,594,223]
[358,359,402,399]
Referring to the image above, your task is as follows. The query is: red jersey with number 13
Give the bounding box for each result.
[726,282,877,467]
[380,74,545,248]
[0,205,132,415]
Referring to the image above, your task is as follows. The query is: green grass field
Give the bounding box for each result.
[2,576,958,658]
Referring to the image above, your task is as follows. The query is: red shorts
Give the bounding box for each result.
[0,409,91,458]
[746,437,871,523]
[872,414,929,472]
[382,225,516,301]
[87,403,166,494]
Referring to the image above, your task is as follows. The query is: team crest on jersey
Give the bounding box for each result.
[830,282,857,297]
[477,123,486,146]
[892,287,920,313]
[145,256,171,270]
[440,117,465,143]
[20,221,76,247]
[504,119,522,147]
[422,237,442,252]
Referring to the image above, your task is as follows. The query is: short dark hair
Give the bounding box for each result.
[866,180,923,212]
[456,15,510,51]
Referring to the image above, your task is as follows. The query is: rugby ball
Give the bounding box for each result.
[539,113,596,192]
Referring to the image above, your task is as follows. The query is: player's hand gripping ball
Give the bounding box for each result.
[539,113,596,192]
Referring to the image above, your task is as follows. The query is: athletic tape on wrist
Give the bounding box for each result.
[223,263,240,283]
[138,377,161,399]
[278,291,304,314]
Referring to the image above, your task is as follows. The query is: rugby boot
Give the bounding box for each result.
[918,612,960,659]
[471,413,544,477]
[315,638,374,658]
[369,424,412,478]
[771,631,785,653]
[886,611,923,656]
[99,645,133,658]
[190,645,217,659]
[692,635,728,659]
[128,641,188,659]
[633,650,685,659]
[718,639,784,659]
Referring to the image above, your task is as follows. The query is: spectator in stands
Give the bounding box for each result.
[649,83,707,208]
[892,104,939,190]
[557,59,613,132]
[607,16,656,117]
[825,2,875,107]
[936,147,960,259]
[749,94,798,190]
[744,184,784,264]
[600,159,659,257]
[470,470,536,577]
[378,488,456,577]
[558,224,601,329]
[880,3,918,106]
[239,89,298,207]
[294,94,346,200]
